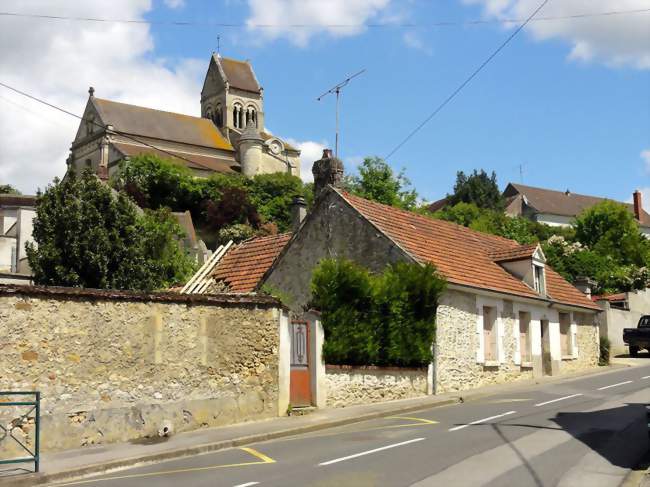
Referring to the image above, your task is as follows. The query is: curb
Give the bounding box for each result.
[1,398,459,486]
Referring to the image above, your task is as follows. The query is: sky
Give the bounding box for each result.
[0,0,649,205]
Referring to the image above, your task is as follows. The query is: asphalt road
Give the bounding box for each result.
[51,364,650,487]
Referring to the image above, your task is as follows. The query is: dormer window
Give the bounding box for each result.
[533,264,545,294]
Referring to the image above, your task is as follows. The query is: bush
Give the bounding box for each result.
[599,336,611,366]
[310,259,446,367]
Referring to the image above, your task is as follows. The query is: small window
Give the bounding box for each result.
[519,311,531,363]
[559,312,571,356]
[85,159,92,168]
[534,265,545,294]
[483,306,498,362]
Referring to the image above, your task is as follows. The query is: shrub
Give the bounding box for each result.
[310,258,446,367]
[599,336,611,366]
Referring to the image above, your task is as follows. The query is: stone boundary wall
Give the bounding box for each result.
[0,285,284,453]
[324,365,428,407]
[560,312,599,373]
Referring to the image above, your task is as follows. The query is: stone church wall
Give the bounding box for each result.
[0,285,286,453]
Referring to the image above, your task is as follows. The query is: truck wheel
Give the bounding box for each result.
[630,346,639,357]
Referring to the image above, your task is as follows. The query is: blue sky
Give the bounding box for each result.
[1,0,649,204]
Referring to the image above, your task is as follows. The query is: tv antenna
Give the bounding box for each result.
[317,69,365,157]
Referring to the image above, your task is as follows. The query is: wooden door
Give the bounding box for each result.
[290,321,312,406]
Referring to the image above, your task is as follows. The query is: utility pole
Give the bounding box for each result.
[317,69,365,158]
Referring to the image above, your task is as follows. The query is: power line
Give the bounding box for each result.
[0,7,647,29]
[384,0,551,161]
[0,81,207,168]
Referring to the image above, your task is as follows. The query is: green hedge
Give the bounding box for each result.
[310,259,446,367]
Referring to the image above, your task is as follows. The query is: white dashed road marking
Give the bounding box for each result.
[642,376,650,380]
[319,438,425,466]
[534,394,583,407]
[233,483,260,487]
[448,411,516,432]
[598,380,633,391]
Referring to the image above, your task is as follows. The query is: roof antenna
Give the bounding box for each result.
[217,35,221,57]
[317,69,365,158]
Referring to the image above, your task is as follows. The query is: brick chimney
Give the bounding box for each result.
[312,148,344,199]
[633,190,642,221]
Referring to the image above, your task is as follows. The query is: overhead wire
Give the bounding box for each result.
[384,0,551,161]
[0,81,211,169]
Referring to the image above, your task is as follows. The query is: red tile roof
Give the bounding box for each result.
[592,293,627,303]
[338,190,599,311]
[212,233,292,293]
[489,243,539,263]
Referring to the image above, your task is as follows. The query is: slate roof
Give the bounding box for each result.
[212,233,292,293]
[338,190,599,311]
[217,56,261,93]
[112,143,237,174]
[92,98,234,151]
[504,183,650,228]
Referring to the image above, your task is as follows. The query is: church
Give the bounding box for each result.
[66,55,301,179]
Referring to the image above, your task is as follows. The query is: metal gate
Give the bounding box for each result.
[0,391,40,474]
[290,321,312,406]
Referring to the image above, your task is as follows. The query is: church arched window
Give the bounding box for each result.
[246,105,257,128]
[233,102,243,129]
[215,103,223,127]
[205,106,213,122]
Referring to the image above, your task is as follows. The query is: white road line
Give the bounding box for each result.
[448,411,516,432]
[233,483,260,487]
[534,394,583,407]
[318,438,425,466]
[597,380,633,391]
[642,376,650,380]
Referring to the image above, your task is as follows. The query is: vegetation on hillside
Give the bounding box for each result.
[0,184,21,195]
[310,258,446,367]
[27,170,195,291]
[113,154,311,247]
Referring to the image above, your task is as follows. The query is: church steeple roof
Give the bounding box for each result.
[214,55,261,94]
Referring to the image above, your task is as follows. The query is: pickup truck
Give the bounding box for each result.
[623,315,650,356]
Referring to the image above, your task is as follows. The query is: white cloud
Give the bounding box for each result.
[164,0,185,8]
[463,0,650,69]
[642,149,650,173]
[245,0,392,47]
[402,31,432,55]
[0,1,203,194]
[287,139,328,182]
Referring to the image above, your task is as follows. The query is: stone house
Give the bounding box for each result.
[67,55,300,180]
[0,194,36,284]
[503,183,650,237]
[207,152,601,398]
[594,288,650,356]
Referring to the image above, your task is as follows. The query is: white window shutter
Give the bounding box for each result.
[514,317,521,365]
[497,315,506,364]
[476,309,485,364]
[571,322,578,358]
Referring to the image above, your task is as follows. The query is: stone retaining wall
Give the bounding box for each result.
[324,365,428,407]
[0,285,285,453]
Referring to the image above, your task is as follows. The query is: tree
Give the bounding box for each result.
[27,170,194,291]
[574,200,650,267]
[344,157,418,210]
[246,173,307,232]
[0,184,21,195]
[447,169,503,210]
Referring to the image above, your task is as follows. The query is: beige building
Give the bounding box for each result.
[67,55,300,180]
[0,194,36,284]
[595,289,650,355]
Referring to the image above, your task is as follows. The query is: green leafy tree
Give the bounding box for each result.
[574,200,650,267]
[310,258,446,367]
[344,157,418,210]
[27,170,194,291]
[0,184,21,195]
[447,169,503,210]
[246,173,307,232]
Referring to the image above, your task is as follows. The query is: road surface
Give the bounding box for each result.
[51,363,650,487]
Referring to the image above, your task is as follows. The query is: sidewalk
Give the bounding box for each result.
[0,363,633,487]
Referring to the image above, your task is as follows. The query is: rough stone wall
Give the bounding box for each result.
[264,189,412,311]
[325,366,427,407]
[434,290,534,394]
[0,288,282,453]
[560,312,599,373]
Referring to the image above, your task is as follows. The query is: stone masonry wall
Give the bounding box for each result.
[325,366,427,407]
[560,312,599,374]
[0,286,283,453]
[435,289,534,394]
